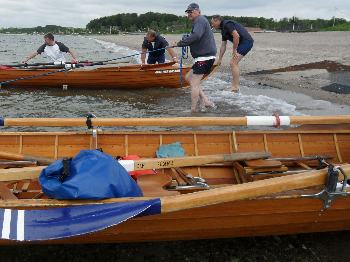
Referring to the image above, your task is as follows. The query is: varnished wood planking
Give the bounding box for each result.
[0,63,191,89]
[266,133,302,157]
[236,134,266,153]
[336,134,350,162]
[302,134,339,160]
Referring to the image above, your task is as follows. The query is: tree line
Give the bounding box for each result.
[86,12,349,33]
[1,12,349,34]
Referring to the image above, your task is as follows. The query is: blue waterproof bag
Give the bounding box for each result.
[39,150,143,200]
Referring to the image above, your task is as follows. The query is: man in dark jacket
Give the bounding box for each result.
[176,3,217,112]
[141,30,177,64]
[211,15,254,92]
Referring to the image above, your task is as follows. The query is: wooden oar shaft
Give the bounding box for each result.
[3,115,350,127]
[133,152,270,170]
[0,152,270,182]
[0,161,37,169]
[161,164,350,213]
[0,151,54,166]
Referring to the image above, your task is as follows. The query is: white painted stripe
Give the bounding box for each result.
[16,210,25,241]
[279,116,291,126]
[246,116,291,126]
[118,160,135,172]
[1,209,11,239]
[247,116,274,126]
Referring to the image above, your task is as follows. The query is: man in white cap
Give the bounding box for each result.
[176,3,217,113]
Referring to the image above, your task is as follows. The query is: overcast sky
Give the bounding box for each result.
[0,0,349,28]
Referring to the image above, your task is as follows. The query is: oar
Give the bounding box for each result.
[2,61,92,68]
[1,115,350,127]
[0,68,69,87]
[0,151,271,182]
[161,164,350,213]
[2,62,56,68]
[2,164,349,214]
[0,161,37,169]
[0,151,53,166]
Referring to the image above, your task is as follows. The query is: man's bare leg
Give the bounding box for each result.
[185,70,193,87]
[190,74,213,112]
[230,54,243,92]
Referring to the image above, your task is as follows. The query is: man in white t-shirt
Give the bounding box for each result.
[23,33,78,64]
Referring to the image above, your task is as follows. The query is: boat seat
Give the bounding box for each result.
[0,182,17,200]
[245,159,283,168]
[234,159,288,182]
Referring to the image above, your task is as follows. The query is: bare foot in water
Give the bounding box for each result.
[231,86,240,93]
[204,101,217,109]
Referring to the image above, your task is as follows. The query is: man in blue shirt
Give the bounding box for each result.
[141,30,177,64]
[211,15,254,92]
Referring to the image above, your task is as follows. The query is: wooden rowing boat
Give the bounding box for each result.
[0,115,350,244]
[0,62,216,89]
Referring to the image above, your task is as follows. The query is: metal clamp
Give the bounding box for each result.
[166,181,210,191]
[86,113,102,149]
[302,163,350,210]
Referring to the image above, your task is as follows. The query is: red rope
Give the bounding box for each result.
[273,112,281,128]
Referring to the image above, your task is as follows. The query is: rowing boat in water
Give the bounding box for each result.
[0,62,216,89]
[0,115,350,244]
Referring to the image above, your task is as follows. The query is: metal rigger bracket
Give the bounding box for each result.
[302,158,350,210]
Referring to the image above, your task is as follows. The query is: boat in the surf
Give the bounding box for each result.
[0,62,216,89]
[0,115,350,244]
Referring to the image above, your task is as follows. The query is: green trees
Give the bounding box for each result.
[1,13,349,34]
[86,13,349,33]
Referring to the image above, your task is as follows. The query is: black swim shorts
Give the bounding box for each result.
[192,59,215,75]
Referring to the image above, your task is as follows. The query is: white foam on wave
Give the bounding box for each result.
[93,39,141,64]
[202,76,300,116]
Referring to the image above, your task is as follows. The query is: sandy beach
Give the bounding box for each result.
[94,31,350,105]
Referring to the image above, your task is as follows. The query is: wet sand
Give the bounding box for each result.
[95,31,350,105]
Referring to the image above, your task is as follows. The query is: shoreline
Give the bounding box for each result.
[93,32,350,105]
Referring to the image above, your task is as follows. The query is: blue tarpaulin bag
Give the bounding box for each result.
[39,150,143,200]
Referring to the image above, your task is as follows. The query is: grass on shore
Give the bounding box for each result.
[321,22,350,31]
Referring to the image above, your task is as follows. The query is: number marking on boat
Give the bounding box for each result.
[155,69,180,74]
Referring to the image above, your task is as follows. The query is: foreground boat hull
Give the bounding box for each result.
[1,196,349,245]
[0,125,350,244]
[0,63,194,89]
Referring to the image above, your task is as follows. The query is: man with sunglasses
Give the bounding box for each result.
[176,3,217,113]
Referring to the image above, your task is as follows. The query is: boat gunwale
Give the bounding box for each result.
[1,128,350,136]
